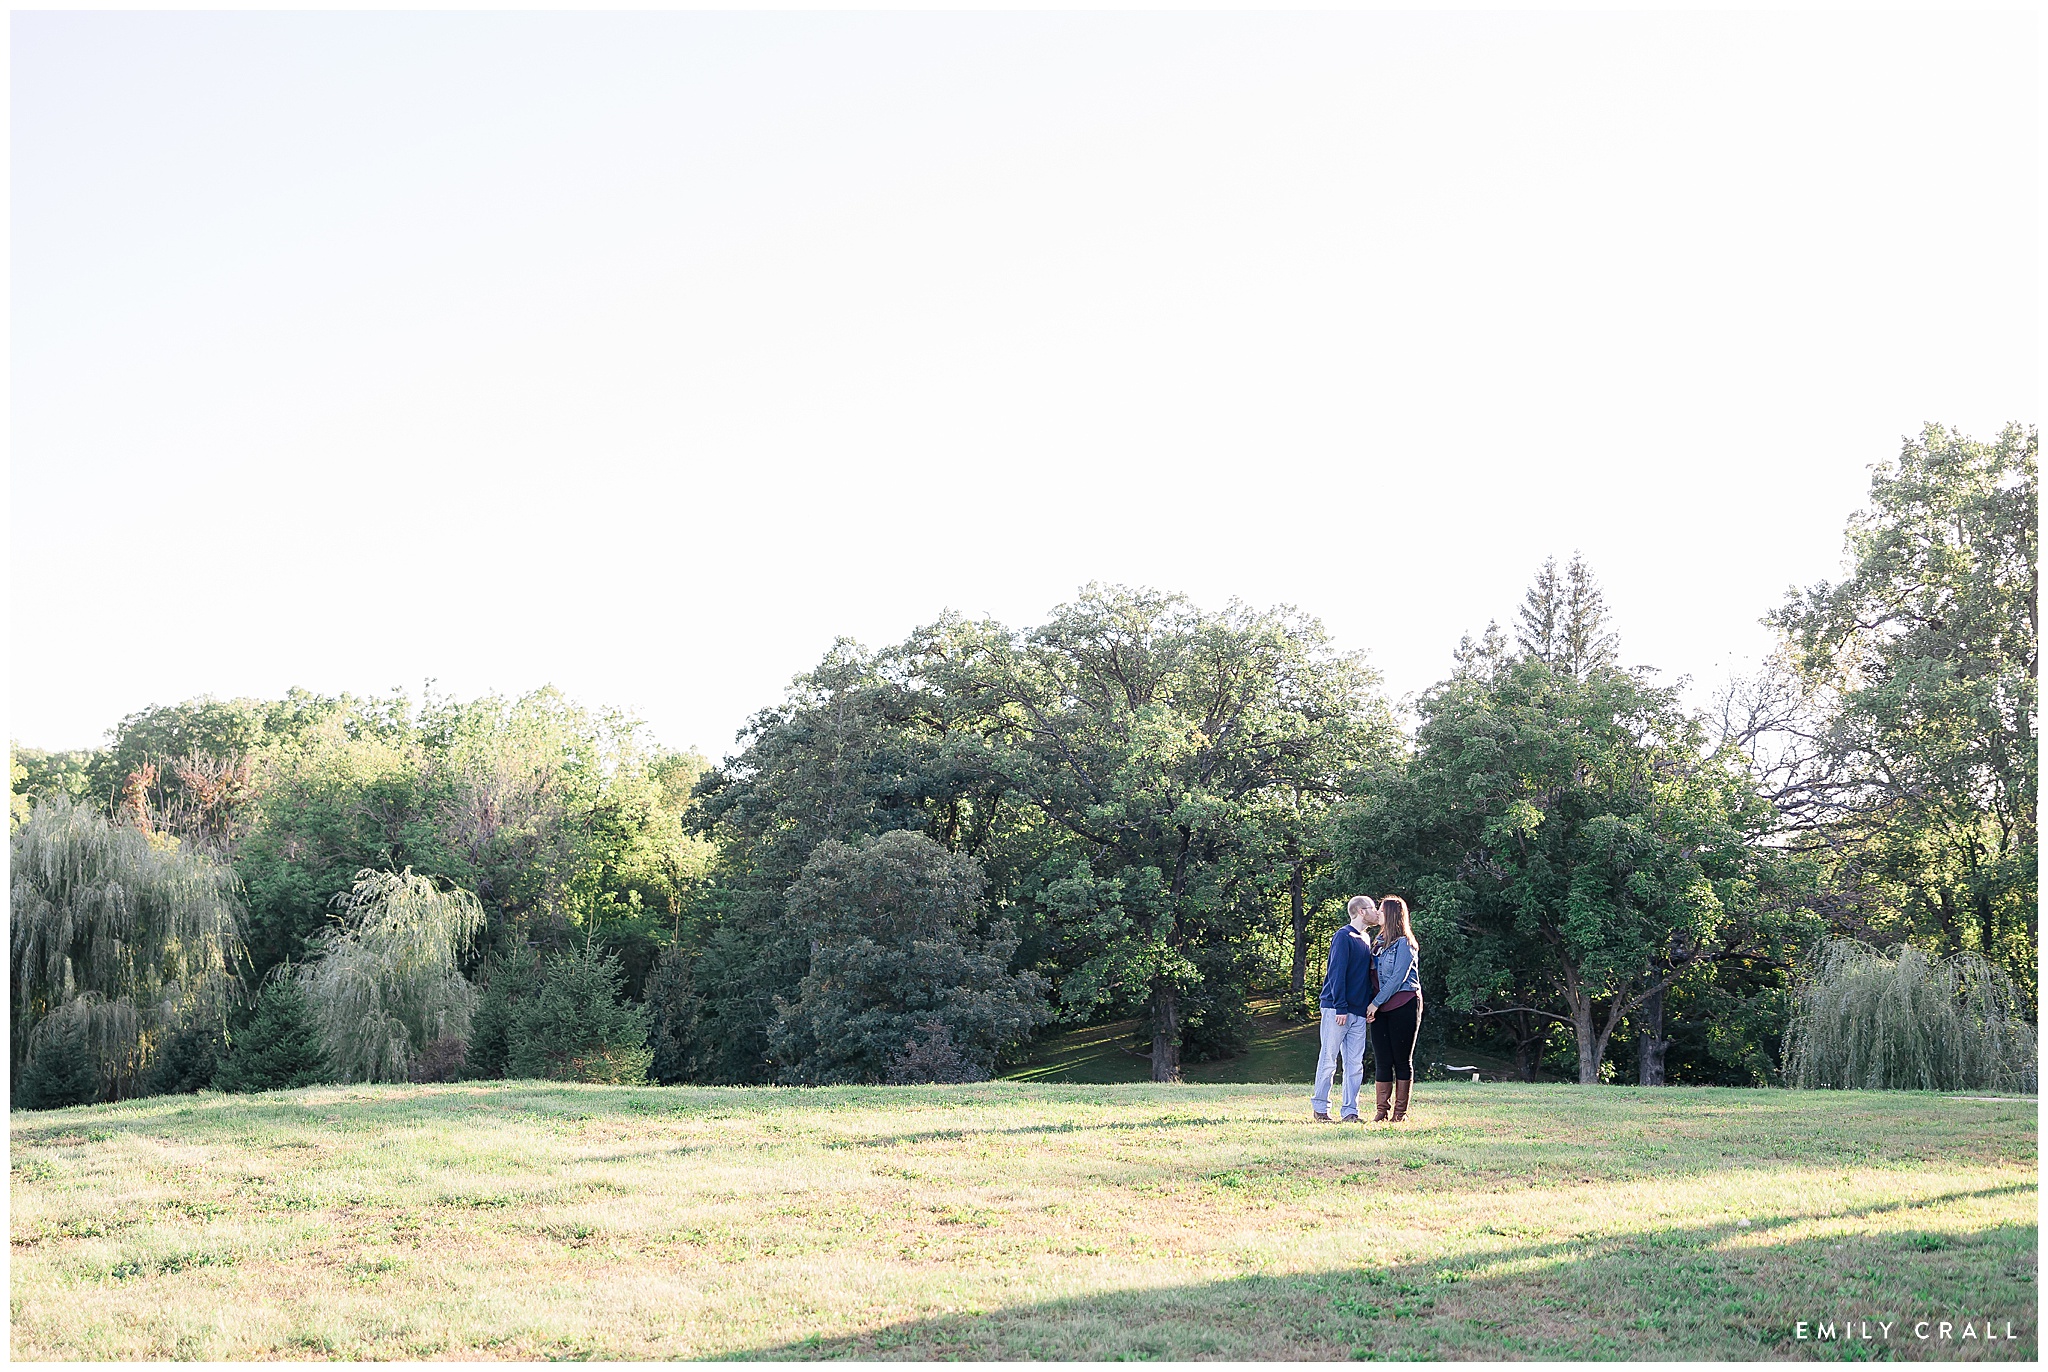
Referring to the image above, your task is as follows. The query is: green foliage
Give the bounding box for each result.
[643,946,703,1085]
[61,686,712,988]
[420,688,710,948]
[10,446,2027,1100]
[688,640,995,1083]
[142,1021,226,1095]
[1177,944,1261,1062]
[466,946,541,1080]
[230,708,452,978]
[1783,939,2037,1092]
[297,869,484,1083]
[935,586,1397,1081]
[768,832,1049,1084]
[11,744,97,830]
[1515,552,1618,678]
[13,1000,103,1110]
[1337,565,1810,1085]
[689,590,1401,1085]
[1651,956,1792,1087]
[1763,423,2037,1006]
[10,798,246,1100]
[503,943,652,1085]
[211,977,331,1092]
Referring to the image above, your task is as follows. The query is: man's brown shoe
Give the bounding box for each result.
[1391,1080,1411,1122]
[1313,1112,1332,1123]
[1372,1081,1393,1122]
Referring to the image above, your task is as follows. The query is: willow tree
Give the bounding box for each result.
[1766,423,2037,1004]
[1783,939,2036,1092]
[10,798,245,1100]
[297,868,484,1082]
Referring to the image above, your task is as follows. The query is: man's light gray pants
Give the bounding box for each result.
[1310,1007,1372,1119]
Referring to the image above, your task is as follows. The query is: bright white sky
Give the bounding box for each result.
[10,10,2039,759]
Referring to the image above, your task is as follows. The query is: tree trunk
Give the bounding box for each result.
[1149,982,1182,1082]
[1287,859,1309,997]
[1934,887,1962,951]
[1556,962,1605,1084]
[1570,995,1600,1084]
[1510,1010,1539,1082]
[1636,983,1670,1086]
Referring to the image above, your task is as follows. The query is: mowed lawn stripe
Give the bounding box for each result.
[9,1083,2036,1360]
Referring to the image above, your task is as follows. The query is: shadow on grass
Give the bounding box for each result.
[737,1215,2040,1361]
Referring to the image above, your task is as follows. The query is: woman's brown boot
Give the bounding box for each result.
[1391,1080,1411,1122]
[1372,1081,1393,1122]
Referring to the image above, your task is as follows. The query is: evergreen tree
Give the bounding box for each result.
[1515,553,1618,678]
[465,945,541,1079]
[14,1003,103,1110]
[884,1020,987,1084]
[143,1021,225,1095]
[212,978,330,1092]
[1515,560,1564,665]
[505,944,652,1084]
[643,945,702,1085]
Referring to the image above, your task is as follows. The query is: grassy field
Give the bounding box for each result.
[9,1082,2035,1360]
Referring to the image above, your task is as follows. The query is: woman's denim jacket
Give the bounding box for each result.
[1369,938,1420,1010]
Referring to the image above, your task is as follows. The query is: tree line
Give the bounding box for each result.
[10,423,2036,1103]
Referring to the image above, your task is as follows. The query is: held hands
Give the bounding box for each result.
[1365,1005,1377,1023]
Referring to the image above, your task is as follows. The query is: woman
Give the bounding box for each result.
[1363,895,1422,1122]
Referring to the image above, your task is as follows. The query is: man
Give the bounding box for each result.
[1310,895,1381,1122]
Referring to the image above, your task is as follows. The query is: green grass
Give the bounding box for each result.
[10,1082,2035,1360]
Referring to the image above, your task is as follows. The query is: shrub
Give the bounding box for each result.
[505,943,652,1085]
[408,1035,469,1084]
[212,977,330,1092]
[884,1020,988,1084]
[1783,940,2038,1092]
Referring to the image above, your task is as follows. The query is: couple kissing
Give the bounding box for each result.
[1311,894,1422,1124]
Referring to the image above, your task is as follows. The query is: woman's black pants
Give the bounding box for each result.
[1369,998,1421,1083]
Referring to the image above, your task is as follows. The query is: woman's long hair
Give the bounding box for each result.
[1380,896,1417,951]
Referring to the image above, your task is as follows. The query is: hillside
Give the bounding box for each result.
[1000,998,1556,1085]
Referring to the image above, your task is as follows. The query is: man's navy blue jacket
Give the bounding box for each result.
[1317,924,1378,1014]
